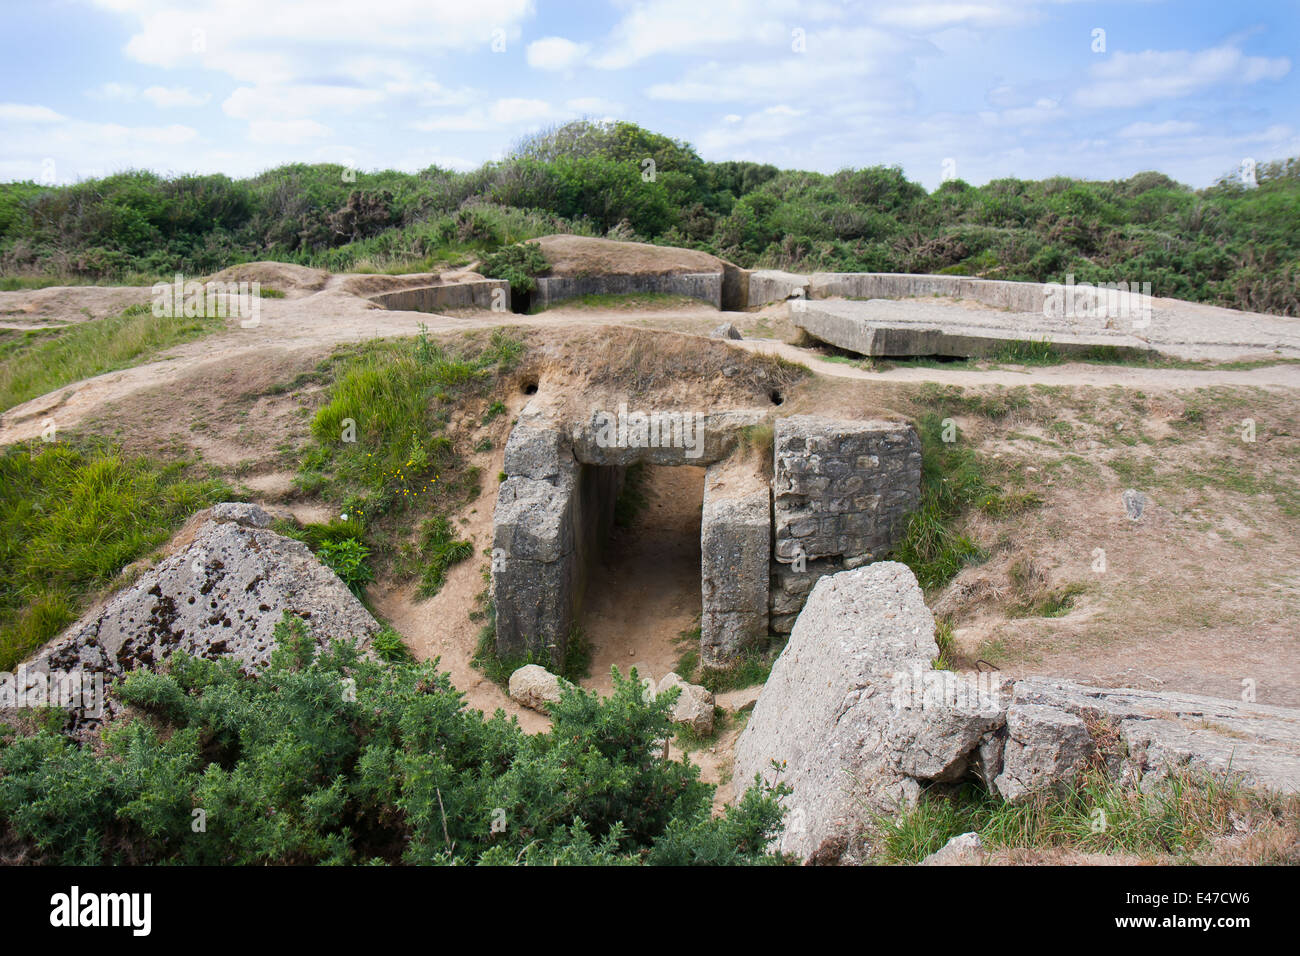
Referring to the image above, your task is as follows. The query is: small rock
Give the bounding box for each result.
[508,664,569,713]
[657,671,715,735]
[1121,488,1145,521]
[920,832,983,866]
[711,322,743,340]
[211,501,273,528]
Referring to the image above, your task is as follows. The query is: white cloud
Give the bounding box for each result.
[647,26,911,102]
[977,97,1063,128]
[697,104,808,153]
[0,103,66,123]
[412,98,554,132]
[592,0,794,70]
[491,98,551,124]
[92,0,536,83]
[872,1,1054,32]
[1118,120,1199,139]
[141,85,211,108]
[246,118,331,144]
[86,82,139,101]
[222,84,385,120]
[526,37,590,71]
[1076,44,1291,109]
[0,108,201,183]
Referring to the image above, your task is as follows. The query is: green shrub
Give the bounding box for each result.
[316,537,374,596]
[0,615,790,865]
[479,242,550,296]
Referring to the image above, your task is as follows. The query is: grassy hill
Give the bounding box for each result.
[2,120,1297,316]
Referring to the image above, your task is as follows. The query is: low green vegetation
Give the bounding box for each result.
[0,440,227,671]
[4,120,1297,316]
[673,625,782,693]
[0,615,789,865]
[870,771,1299,865]
[0,303,222,413]
[295,326,524,597]
[414,516,473,598]
[478,241,549,297]
[315,537,374,597]
[892,413,995,591]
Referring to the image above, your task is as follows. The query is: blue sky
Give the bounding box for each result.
[1,0,1297,189]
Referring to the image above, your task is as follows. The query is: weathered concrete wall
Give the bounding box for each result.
[570,407,766,467]
[492,419,581,660]
[748,269,810,306]
[720,262,749,311]
[700,458,771,667]
[770,416,922,632]
[368,279,509,313]
[534,272,722,310]
[792,299,1155,359]
[809,272,1045,311]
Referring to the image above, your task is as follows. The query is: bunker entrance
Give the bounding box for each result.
[578,463,706,695]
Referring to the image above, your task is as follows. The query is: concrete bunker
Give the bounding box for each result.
[533,272,724,311]
[367,278,509,313]
[491,402,924,670]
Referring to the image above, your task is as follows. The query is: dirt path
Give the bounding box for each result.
[5,280,1300,445]
[579,465,706,696]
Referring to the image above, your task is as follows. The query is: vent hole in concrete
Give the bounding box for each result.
[770,389,785,406]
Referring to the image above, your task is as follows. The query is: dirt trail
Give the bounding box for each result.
[366,397,551,734]
[579,465,705,696]
[5,277,1300,445]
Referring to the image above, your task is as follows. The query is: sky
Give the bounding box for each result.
[0,0,1297,190]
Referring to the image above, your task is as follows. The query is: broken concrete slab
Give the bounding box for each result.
[792,298,1155,360]
[733,562,948,861]
[748,269,810,306]
[995,678,1300,802]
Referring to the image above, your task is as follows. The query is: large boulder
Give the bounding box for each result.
[14,504,381,728]
[733,562,1000,861]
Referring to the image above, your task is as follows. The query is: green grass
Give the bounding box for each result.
[535,292,700,312]
[672,626,783,693]
[892,413,999,591]
[295,326,522,595]
[0,303,223,413]
[471,601,592,686]
[870,770,1295,864]
[415,516,474,598]
[0,440,227,670]
[698,650,779,694]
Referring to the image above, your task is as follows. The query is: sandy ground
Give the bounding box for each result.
[579,464,706,696]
